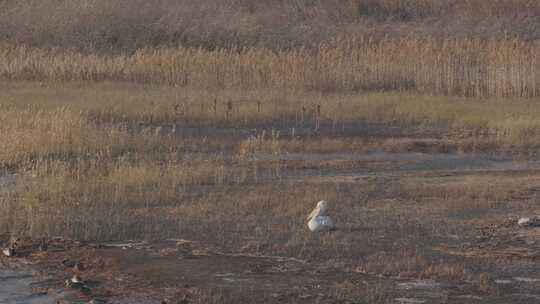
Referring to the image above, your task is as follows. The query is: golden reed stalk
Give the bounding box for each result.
[1,38,540,97]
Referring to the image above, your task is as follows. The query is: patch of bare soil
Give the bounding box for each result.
[437,218,540,260]
[0,237,384,303]
[1,236,503,304]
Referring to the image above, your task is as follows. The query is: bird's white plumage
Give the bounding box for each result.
[2,247,13,257]
[307,200,335,232]
[308,215,335,232]
[518,217,531,226]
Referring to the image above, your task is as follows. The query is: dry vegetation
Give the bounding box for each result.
[2,0,540,98]
[2,0,540,51]
[1,82,539,302]
[2,82,540,152]
[1,1,540,303]
[3,39,540,97]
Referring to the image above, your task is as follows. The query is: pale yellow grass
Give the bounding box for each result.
[2,38,540,97]
[2,82,540,155]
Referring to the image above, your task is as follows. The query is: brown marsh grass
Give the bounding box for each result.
[2,82,540,153]
[2,2,540,302]
[2,0,540,51]
[1,89,538,301]
[3,39,540,97]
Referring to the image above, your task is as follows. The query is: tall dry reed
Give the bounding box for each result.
[2,39,540,97]
[2,0,540,51]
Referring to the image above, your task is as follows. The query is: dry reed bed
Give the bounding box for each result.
[0,84,539,250]
[2,0,540,52]
[2,39,540,97]
[0,104,285,240]
[0,106,192,169]
[3,158,259,240]
[3,83,540,160]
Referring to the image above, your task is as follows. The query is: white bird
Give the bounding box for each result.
[306,200,336,232]
[518,217,531,226]
[2,247,14,257]
[65,274,84,288]
[2,237,19,257]
[518,217,540,227]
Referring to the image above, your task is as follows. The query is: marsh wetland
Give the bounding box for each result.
[2,1,540,302]
[0,83,539,303]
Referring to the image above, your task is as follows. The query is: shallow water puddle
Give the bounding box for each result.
[397,280,445,290]
[0,269,69,304]
[395,279,451,303]
[454,294,483,300]
[507,293,540,300]
[215,272,252,283]
[395,297,426,303]
[0,174,16,193]
[513,277,540,283]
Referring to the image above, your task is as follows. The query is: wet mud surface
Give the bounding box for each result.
[0,251,485,304]
[0,269,62,304]
[1,226,539,303]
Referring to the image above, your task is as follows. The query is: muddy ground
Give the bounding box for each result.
[1,225,540,304]
[2,148,540,303]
